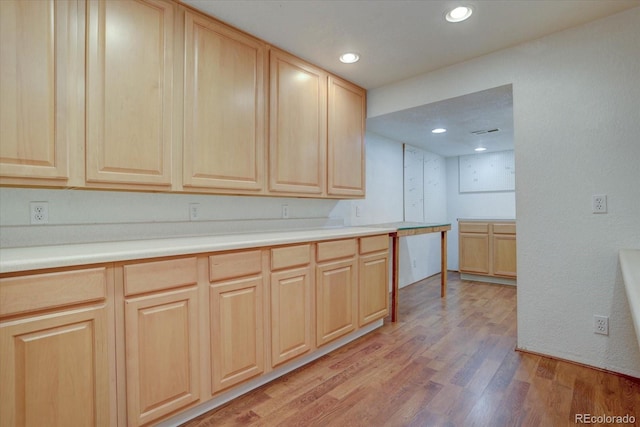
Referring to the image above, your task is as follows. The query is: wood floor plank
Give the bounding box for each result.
[180,273,640,427]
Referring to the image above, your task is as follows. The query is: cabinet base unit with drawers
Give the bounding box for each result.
[0,228,393,426]
[458,220,517,285]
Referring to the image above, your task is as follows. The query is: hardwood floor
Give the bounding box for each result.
[182,273,640,427]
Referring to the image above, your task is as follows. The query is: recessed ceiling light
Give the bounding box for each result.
[475,147,487,152]
[339,52,360,64]
[431,128,447,134]
[446,6,473,23]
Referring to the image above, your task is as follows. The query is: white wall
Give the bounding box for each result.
[349,132,403,226]
[445,156,516,270]
[369,7,640,377]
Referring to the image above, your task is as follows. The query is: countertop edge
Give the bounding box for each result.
[0,227,397,274]
[619,249,640,352]
[457,218,516,222]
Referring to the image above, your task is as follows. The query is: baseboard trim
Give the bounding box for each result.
[460,272,516,286]
[515,347,640,381]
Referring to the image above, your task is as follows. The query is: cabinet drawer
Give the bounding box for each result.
[1,267,107,317]
[359,235,389,254]
[271,244,311,270]
[209,250,262,282]
[317,239,357,262]
[459,222,489,233]
[493,223,516,234]
[124,257,197,296]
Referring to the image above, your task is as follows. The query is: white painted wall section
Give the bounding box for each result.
[369,7,640,377]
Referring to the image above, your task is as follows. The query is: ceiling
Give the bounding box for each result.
[181,0,638,156]
[367,84,513,157]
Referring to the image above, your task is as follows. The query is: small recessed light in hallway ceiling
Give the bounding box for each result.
[446,6,473,23]
[431,128,447,134]
[339,52,360,64]
[475,147,487,152]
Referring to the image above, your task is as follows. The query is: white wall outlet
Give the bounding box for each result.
[594,315,609,335]
[355,204,362,217]
[29,202,49,225]
[282,204,289,219]
[412,258,417,268]
[592,194,607,213]
[189,203,200,221]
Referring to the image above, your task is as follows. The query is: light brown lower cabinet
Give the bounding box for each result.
[358,235,390,326]
[0,234,390,426]
[270,244,314,367]
[208,250,266,393]
[458,221,517,279]
[316,239,358,347]
[0,267,116,427]
[121,257,200,426]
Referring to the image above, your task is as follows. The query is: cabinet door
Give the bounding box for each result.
[124,287,200,426]
[493,234,517,277]
[183,11,266,192]
[0,306,112,427]
[327,76,366,197]
[86,0,174,187]
[271,267,313,367]
[316,258,357,346]
[459,233,490,274]
[359,252,389,326]
[0,0,78,185]
[269,48,327,195]
[210,276,264,392]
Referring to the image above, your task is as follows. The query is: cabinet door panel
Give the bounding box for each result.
[183,11,265,191]
[269,49,326,195]
[459,233,490,274]
[327,76,365,197]
[125,287,199,426]
[493,234,517,277]
[271,267,312,367]
[359,253,389,326]
[210,276,264,392]
[0,306,111,427]
[316,259,357,346]
[86,0,173,186]
[0,0,75,183]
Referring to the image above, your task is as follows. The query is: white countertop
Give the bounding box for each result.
[619,249,640,351]
[457,218,516,222]
[0,226,397,274]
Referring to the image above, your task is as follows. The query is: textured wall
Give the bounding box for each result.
[369,7,640,377]
[445,157,516,271]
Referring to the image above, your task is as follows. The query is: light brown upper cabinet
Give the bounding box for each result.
[183,11,267,193]
[0,0,81,186]
[328,76,366,197]
[269,48,327,196]
[86,0,175,189]
[1,0,367,199]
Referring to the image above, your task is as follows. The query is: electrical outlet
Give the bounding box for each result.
[189,203,200,221]
[30,202,49,225]
[282,204,289,219]
[355,205,362,217]
[412,259,417,268]
[594,315,609,335]
[592,195,607,213]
